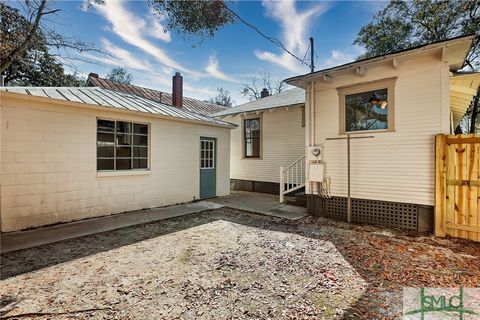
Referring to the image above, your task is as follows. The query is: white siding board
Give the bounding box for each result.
[310,56,448,206]
[227,107,305,183]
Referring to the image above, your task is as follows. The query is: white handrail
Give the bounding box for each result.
[280,155,306,203]
[283,154,306,171]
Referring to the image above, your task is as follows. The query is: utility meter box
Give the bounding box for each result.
[307,146,323,162]
[309,163,324,182]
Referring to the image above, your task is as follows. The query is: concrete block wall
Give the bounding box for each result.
[0,96,231,232]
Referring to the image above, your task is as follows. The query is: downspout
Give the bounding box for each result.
[310,80,315,146]
[307,80,315,196]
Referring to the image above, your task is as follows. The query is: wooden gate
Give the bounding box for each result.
[435,134,480,241]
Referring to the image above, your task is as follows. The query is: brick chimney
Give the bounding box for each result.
[261,88,269,98]
[172,72,183,108]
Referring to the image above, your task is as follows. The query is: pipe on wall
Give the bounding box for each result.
[310,81,315,146]
[307,80,316,195]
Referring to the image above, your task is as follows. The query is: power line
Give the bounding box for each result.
[221,3,310,68]
[302,41,311,63]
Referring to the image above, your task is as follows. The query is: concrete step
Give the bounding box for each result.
[284,192,307,208]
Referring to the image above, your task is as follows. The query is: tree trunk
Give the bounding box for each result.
[0,0,46,74]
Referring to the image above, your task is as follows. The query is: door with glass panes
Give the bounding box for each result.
[199,137,216,199]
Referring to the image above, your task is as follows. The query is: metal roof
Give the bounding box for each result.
[214,88,305,117]
[86,75,230,116]
[0,87,236,128]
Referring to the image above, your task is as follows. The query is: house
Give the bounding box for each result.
[0,86,234,232]
[284,34,480,231]
[87,72,229,116]
[214,88,305,194]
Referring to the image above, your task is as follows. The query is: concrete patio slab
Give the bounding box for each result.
[1,191,307,254]
[206,191,308,220]
[1,201,223,253]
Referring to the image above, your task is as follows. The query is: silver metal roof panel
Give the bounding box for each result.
[1,87,235,128]
[214,87,305,116]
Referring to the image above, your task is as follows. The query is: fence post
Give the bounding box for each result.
[279,167,284,203]
[434,134,447,237]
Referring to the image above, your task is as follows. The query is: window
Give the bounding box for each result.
[339,78,395,134]
[200,139,215,169]
[345,88,388,132]
[97,119,149,171]
[244,118,261,158]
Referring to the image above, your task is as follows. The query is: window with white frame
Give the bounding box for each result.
[244,118,261,158]
[97,119,149,171]
[338,78,395,134]
[200,140,215,169]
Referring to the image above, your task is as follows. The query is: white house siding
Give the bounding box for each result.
[0,96,230,232]
[225,107,305,183]
[309,55,450,206]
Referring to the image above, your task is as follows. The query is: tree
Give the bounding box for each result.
[208,87,233,107]
[353,0,480,132]
[149,1,235,40]
[241,72,285,101]
[85,0,235,41]
[354,0,479,67]
[2,0,235,85]
[1,1,100,75]
[106,67,133,84]
[1,4,86,86]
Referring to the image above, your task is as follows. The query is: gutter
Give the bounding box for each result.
[213,102,305,118]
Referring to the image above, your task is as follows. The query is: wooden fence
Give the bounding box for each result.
[435,134,480,242]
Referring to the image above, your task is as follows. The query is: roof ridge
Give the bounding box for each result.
[87,75,226,109]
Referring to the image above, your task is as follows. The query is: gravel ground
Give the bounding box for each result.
[1,208,479,319]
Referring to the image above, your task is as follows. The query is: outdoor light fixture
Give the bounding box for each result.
[368,94,387,109]
[368,94,380,105]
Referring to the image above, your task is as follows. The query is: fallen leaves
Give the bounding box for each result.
[1,208,479,320]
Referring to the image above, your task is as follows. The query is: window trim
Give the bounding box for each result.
[97,170,151,178]
[96,118,150,172]
[242,114,263,159]
[338,77,396,135]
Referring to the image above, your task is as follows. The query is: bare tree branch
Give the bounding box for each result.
[1,1,106,75]
[241,72,285,101]
[0,0,46,73]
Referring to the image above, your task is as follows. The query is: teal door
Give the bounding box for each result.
[200,137,216,199]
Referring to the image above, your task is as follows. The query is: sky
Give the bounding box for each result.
[12,0,387,105]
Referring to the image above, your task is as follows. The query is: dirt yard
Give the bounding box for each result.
[1,208,479,319]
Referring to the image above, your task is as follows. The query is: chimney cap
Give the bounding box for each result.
[260,88,270,98]
[88,72,99,78]
[174,72,181,77]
